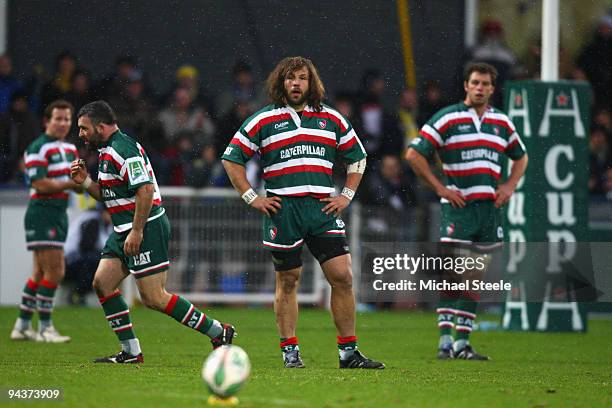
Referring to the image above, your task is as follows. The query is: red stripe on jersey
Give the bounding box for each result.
[419,130,440,148]
[44,147,60,159]
[107,199,162,214]
[47,168,71,177]
[247,113,292,137]
[260,134,336,155]
[483,118,513,134]
[263,165,332,179]
[31,192,69,200]
[444,168,501,179]
[302,111,347,133]
[25,160,48,168]
[444,140,505,152]
[99,153,123,172]
[506,139,519,151]
[230,137,256,156]
[276,191,331,198]
[99,178,124,187]
[338,136,357,151]
[438,117,473,134]
[164,294,179,315]
[465,192,496,201]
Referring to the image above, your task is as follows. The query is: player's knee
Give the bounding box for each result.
[139,292,164,311]
[277,272,299,295]
[92,276,106,297]
[328,270,353,290]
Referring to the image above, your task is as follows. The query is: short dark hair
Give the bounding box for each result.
[464,62,498,85]
[43,99,74,120]
[78,100,117,125]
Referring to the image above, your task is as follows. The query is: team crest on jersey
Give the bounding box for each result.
[48,228,57,239]
[497,226,504,239]
[317,119,327,129]
[446,223,455,237]
[269,227,277,240]
[336,219,345,229]
[493,127,500,136]
[103,161,108,172]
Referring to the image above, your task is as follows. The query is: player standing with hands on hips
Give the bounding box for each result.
[406,62,528,360]
[70,100,235,363]
[223,56,384,369]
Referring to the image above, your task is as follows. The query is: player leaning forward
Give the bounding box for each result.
[70,101,235,363]
[406,62,528,360]
[223,56,384,369]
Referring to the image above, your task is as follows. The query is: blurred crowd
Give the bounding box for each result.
[2,15,612,205]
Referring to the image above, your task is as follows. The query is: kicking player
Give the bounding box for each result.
[406,62,528,360]
[11,100,81,343]
[71,100,234,363]
[223,56,384,369]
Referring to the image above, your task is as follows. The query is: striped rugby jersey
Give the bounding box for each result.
[24,133,78,210]
[222,103,367,198]
[410,102,526,203]
[97,130,164,233]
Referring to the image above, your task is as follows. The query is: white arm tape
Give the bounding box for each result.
[347,158,366,174]
[241,188,258,205]
[82,176,93,189]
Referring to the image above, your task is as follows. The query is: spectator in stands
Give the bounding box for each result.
[521,36,575,80]
[353,69,402,167]
[417,81,446,127]
[398,88,419,152]
[94,55,142,101]
[161,65,215,118]
[576,14,612,109]
[0,54,23,114]
[65,70,95,116]
[64,206,112,305]
[109,69,156,138]
[41,51,77,110]
[216,60,263,118]
[362,154,415,211]
[0,91,39,183]
[333,91,355,120]
[589,125,611,197]
[593,106,612,133]
[158,87,216,185]
[215,99,254,160]
[467,20,517,107]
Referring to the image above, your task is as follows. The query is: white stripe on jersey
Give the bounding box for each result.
[442,160,501,174]
[260,127,336,148]
[266,185,335,195]
[243,107,289,133]
[263,157,333,173]
[444,133,507,149]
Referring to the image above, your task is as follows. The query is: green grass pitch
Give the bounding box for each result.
[1,306,611,407]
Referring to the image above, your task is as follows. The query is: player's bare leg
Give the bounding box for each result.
[275,267,304,367]
[321,254,384,369]
[320,254,355,337]
[275,267,301,338]
[137,270,235,350]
